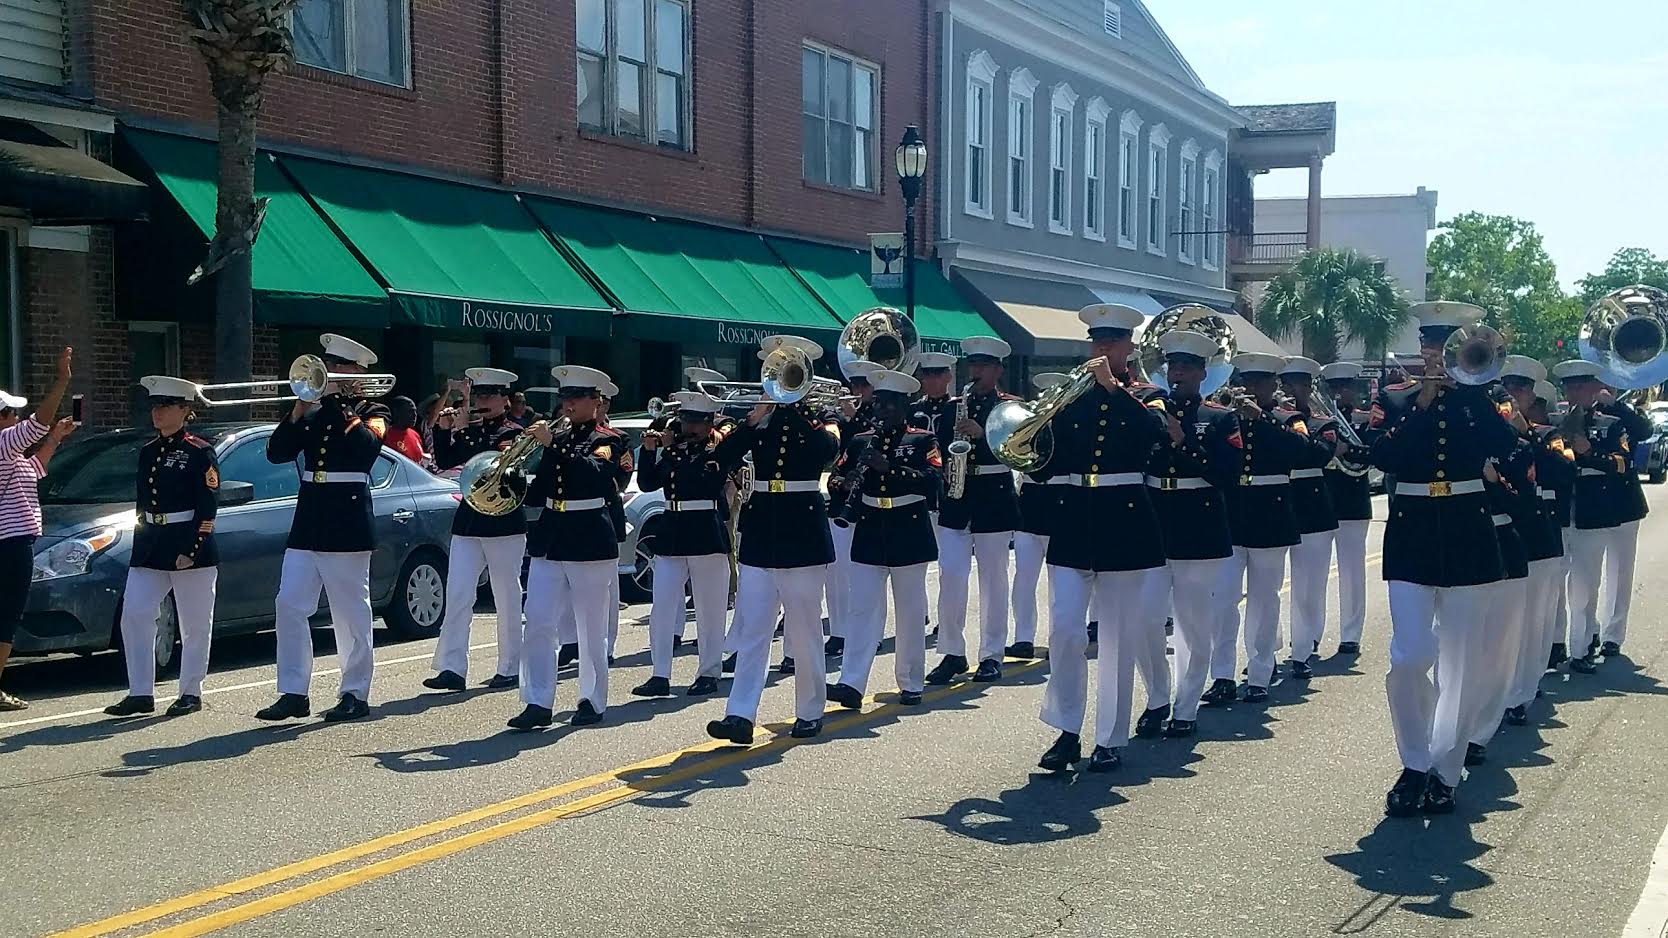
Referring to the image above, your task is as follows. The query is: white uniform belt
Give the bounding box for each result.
[861,494,926,508]
[752,479,821,494]
[544,497,606,511]
[137,509,195,525]
[1539,489,1558,501]
[1493,513,1512,527]
[1059,472,1145,488]
[300,470,370,484]
[665,500,718,511]
[1393,479,1485,497]
[1239,474,1289,486]
[1579,468,1606,477]
[1290,468,1325,479]
[1145,476,1212,491]
[1041,475,1075,485]
[972,464,1010,476]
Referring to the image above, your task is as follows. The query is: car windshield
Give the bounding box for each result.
[38,427,234,505]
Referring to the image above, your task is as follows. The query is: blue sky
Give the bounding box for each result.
[1151,0,1668,289]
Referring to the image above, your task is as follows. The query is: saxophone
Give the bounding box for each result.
[946,381,975,499]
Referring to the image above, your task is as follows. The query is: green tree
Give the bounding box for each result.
[1426,212,1574,364]
[1256,248,1410,364]
[1576,247,1668,306]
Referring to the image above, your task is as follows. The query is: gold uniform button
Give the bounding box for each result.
[1438,421,1447,429]
[1099,419,1108,427]
[1437,438,1446,445]
[1437,454,1446,461]
[1100,404,1109,411]
[1436,469,1447,479]
[1096,435,1105,442]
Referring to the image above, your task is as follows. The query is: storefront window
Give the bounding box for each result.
[511,339,565,390]
[431,337,491,397]
[0,229,15,392]
[128,323,180,427]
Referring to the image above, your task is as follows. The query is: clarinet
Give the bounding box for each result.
[833,436,872,528]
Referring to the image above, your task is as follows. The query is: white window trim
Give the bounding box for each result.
[1116,108,1141,249]
[1146,122,1171,257]
[963,49,998,220]
[1046,83,1077,235]
[802,41,882,191]
[577,0,694,150]
[1082,96,1111,242]
[291,0,414,89]
[1006,67,1039,229]
[1177,139,1200,266]
[1202,148,1224,271]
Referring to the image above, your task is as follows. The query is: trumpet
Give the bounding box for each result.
[197,354,397,406]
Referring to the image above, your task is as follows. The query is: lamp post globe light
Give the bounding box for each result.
[895,124,927,322]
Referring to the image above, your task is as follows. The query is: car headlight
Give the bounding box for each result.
[33,526,120,581]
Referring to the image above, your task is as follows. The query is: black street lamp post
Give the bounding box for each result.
[895,125,928,322]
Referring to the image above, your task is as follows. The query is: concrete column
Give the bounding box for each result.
[1306,155,1323,250]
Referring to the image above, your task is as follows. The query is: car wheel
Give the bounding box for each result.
[153,595,181,676]
[624,529,657,603]
[1652,465,1666,485]
[386,550,446,639]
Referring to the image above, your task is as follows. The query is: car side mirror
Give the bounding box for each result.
[218,481,255,506]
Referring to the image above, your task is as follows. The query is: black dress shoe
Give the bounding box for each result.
[104,695,155,717]
[1164,719,1197,738]
[1423,775,1456,814]
[1200,678,1237,706]
[1241,684,1268,703]
[255,693,310,721]
[1005,641,1036,660]
[1602,641,1622,658]
[631,676,673,698]
[777,656,796,675]
[826,682,864,710]
[722,653,737,674]
[322,693,370,722]
[1385,768,1428,818]
[824,636,845,656]
[508,704,554,730]
[686,676,719,696]
[1569,655,1598,674]
[423,670,467,692]
[1548,643,1568,668]
[1464,742,1486,766]
[1337,641,1361,656]
[899,690,924,705]
[1589,635,1601,657]
[165,695,202,717]
[972,659,1002,682]
[789,717,822,738]
[570,699,604,725]
[484,673,519,689]
[1503,704,1528,726]
[1134,704,1170,739]
[706,715,754,744]
[1086,745,1122,773]
[673,635,685,650]
[1288,659,1313,681]
[1038,732,1081,772]
[925,655,968,685]
[557,643,579,668]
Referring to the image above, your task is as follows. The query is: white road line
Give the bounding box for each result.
[0,641,500,730]
[1623,820,1668,937]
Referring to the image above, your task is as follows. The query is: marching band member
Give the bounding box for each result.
[825,360,880,657]
[706,336,840,744]
[1530,380,1579,670]
[1278,357,1344,680]
[1208,353,1306,705]
[104,377,219,718]
[510,366,630,729]
[1038,305,1169,773]
[929,337,1020,686]
[1009,373,1071,661]
[1372,302,1517,817]
[1136,332,1239,738]
[634,391,732,697]
[425,367,526,692]
[1553,359,1650,669]
[827,370,943,709]
[1320,362,1374,655]
[909,353,957,434]
[258,334,388,723]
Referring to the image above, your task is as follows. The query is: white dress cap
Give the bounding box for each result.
[1232,352,1287,376]
[1534,379,1559,404]
[320,333,378,367]
[599,380,620,399]
[464,367,519,388]
[844,360,882,380]
[1319,362,1363,382]
[1500,355,1547,383]
[960,336,1012,360]
[1158,330,1218,360]
[551,364,613,390]
[670,390,722,414]
[684,366,727,385]
[1280,356,1322,379]
[1551,360,1603,380]
[868,370,922,395]
[916,352,957,370]
[1078,304,1145,332]
[1410,301,1485,329]
[140,375,200,401]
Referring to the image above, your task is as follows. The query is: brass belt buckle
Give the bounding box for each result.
[148,513,165,524]
[1239,474,1253,486]
[1428,481,1452,497]
[554,500,566,511]
[1160,477,1178,490]
[1085,473,1099,488]
[769,479,786,493]
[313,470,328,484]
[877,496,893,509]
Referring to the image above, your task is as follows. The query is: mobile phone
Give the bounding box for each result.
[71,394,84,425]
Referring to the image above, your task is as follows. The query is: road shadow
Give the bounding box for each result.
[1541,653,1667,707]
[911,770,1130,846]
[0,710,171,754]
[1326,814,1496,928]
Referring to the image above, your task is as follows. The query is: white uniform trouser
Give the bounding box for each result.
[837,563,929,695]
[522,558,615,712]
[120,566,218,698]
[1386,580,1490,786]
[937,528,1011,663]
[1288,530,1336,662]
[558,564,620,658]
[1132,558,1230,722]
[1040,565,1161,749]
[826,520,855,639]
[1555,526,1573,650]
[432,534,525,680]
[1131,587,1171,712]
[275,549,373,699]
[649,553,729,680]
[1566,525,1617,653]
[1332,520,1370,645]
[727,564,828,722]
[1220,546,1288,687]
[1010,532,1049,646]
[1467,577,1527,747]
[1603,519,1640,646]
[1510,558,1562,709]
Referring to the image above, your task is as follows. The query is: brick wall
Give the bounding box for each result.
[19,235,122,427]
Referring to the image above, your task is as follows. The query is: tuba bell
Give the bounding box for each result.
[1580,284,1668,390]
[837,307,922,379]
[1134,304,1239,398]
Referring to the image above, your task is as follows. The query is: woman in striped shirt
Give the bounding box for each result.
[0,347,74,711]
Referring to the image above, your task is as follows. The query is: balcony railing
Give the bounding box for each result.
[1228,231,1309,267]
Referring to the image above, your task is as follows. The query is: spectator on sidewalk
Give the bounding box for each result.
[384,396,429,467]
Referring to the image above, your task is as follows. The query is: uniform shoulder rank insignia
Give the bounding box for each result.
[1321,426,1338,442]
[1368,403,1387,427]
[1227,429,1244,449]
[926,444,943,468]
[591,443,616,459]
[205,465,220,489]
[618,450,635,473]
[1288,419,1309,436]
[1144,398,1168,412]
[1550,437,1575,461]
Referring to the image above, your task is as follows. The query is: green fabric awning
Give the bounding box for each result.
[765,238,994,355]
[122,130,388,326]
[526,199,846,346]
[280,159,612,337]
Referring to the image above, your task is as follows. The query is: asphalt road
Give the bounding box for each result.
[6,488,1668,938]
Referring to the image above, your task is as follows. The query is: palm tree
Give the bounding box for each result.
[183,0,298,412]
[1256,248,1411,364]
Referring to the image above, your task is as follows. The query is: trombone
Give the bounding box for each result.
[1390,321,1507,386]
[697,345,848,408]
[197,354,397,406]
